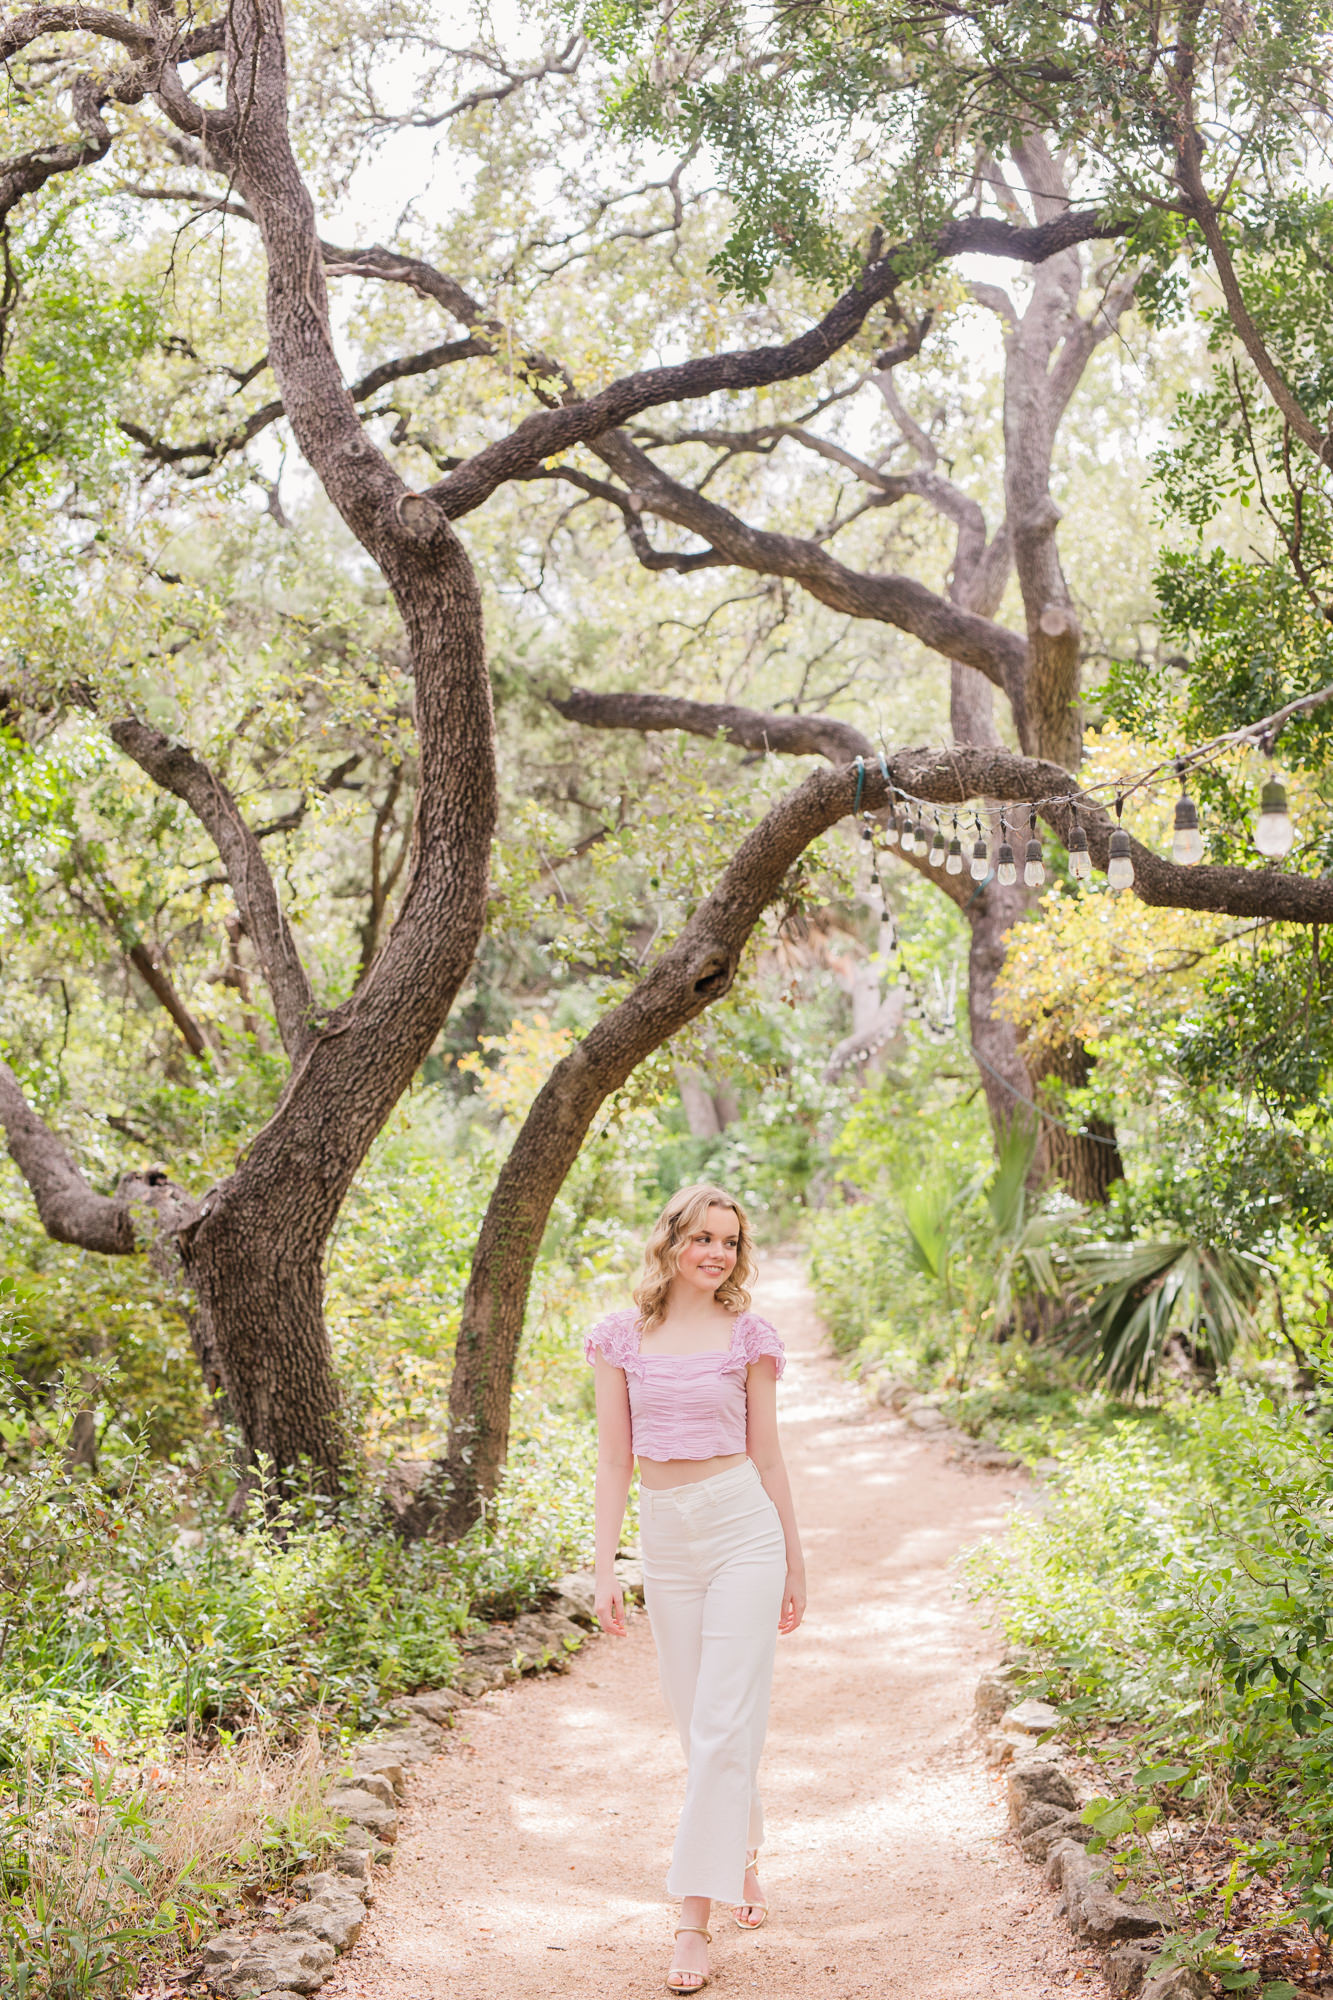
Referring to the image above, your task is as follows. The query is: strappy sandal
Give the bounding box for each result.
[733,1850,769,1930]
[667,1925,712,1993]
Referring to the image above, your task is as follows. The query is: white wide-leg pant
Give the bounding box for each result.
[640,1458,788,1904]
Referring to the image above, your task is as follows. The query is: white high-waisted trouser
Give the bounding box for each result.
[640,1458,788,1904]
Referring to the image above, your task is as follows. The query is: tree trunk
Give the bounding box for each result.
[676,1065,729,1138]
[429,941,739,1538]
[65,1408,98,1471]
[1029,1038,1124,1202]
[182,1208,342,1476]
[964,876,1039,1136]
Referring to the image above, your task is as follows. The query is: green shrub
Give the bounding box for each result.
[969,1360,1333,1924]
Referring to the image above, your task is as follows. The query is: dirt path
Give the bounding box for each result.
[326,1251,1087,2000]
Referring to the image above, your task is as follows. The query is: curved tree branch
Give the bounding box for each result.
[551,686,872,763]
[119,334,488,471]
[590,430,1030,699]
[426,208,1124,521]
[556,690,1333,925]
[0,1062,198,1256]
[0,1060,137,1253]
[108,718,316,1062]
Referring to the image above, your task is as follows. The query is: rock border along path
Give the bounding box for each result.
[304,1251,1106,2000]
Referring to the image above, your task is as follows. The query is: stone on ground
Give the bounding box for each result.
[324,1787,398,1842]
[1045,1839,1165,1946]
[200,1930,336,1996]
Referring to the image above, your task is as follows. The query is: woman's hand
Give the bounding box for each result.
[778,1570,806,1635]
[595,1578,627,1637]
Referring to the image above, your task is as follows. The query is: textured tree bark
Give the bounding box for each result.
[945,211,1127,1192]
[962,875,1039,1135]
[1029,1038,1125,1202]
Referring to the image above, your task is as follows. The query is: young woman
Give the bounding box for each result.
[587,1182,806,1995]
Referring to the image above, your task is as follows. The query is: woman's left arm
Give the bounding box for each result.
[746,1360,806,1634]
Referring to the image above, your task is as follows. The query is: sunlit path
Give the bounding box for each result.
[325,1252,1083,2000]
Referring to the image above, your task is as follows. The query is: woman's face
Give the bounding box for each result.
[674,1205,741,1297]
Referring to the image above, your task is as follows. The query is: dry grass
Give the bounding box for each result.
[0,1726,340,1997]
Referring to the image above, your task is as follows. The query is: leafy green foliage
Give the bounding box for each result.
[1176,930,1333,1123]
[971,1348,1333,1932]
[0,226,156,498]
[574,0,1333,296]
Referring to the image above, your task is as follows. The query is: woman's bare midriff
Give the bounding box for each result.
[637,1451,748,1490]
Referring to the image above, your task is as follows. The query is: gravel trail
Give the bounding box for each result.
[325,1251,1088,1999]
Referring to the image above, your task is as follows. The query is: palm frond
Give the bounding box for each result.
[986,1115,1040,1240]
[902,1185,955,1285]
[1059,1238,1266,1395]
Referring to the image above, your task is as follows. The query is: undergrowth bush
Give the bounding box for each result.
[969,1355,1333,1928]
[0,1727,337,1997]
[0,1395,595,1751]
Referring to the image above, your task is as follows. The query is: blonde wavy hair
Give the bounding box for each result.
[633,1182,755,1332]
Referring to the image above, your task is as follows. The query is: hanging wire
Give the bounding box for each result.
[862,827,955,1042]
[861,680,1333,832]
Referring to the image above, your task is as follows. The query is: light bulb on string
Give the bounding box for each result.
[912,812,929,854]
[895,805,912,846]
[1023,807,1045,887]
[1254,772,1294,859]
[1067,806,1092,881]
[996,815,1017,886]
[1107,795,1135,890]
[970,816,990,881]
[882,802,900,847]
[1172,762,1203,865]
[946,814,963,875]
[928,818,946,867]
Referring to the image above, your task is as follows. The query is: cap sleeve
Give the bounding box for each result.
[739,1312,785,1378]
[584,1307,643,1374]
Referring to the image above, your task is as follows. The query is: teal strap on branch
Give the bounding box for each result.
[878,752,890,786]
[852,755,865,815]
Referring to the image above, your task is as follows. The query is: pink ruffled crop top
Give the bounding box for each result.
[584,1306,785,1460]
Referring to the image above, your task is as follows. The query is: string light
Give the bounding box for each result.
[996,815,1017,886]
[850,829,957,1050]
[1107,797,1134,890]
[1254,774,1295,858]
[1023,808,1045,888]
[1172,764,1203,866]
[1068,808,1092,881]
[861,678,1320,896]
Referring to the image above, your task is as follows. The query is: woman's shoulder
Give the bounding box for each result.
[731,1308,786,1377]
[583,1304,642,1368]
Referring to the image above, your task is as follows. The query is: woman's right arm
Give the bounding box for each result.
[593,1354,635,1637]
